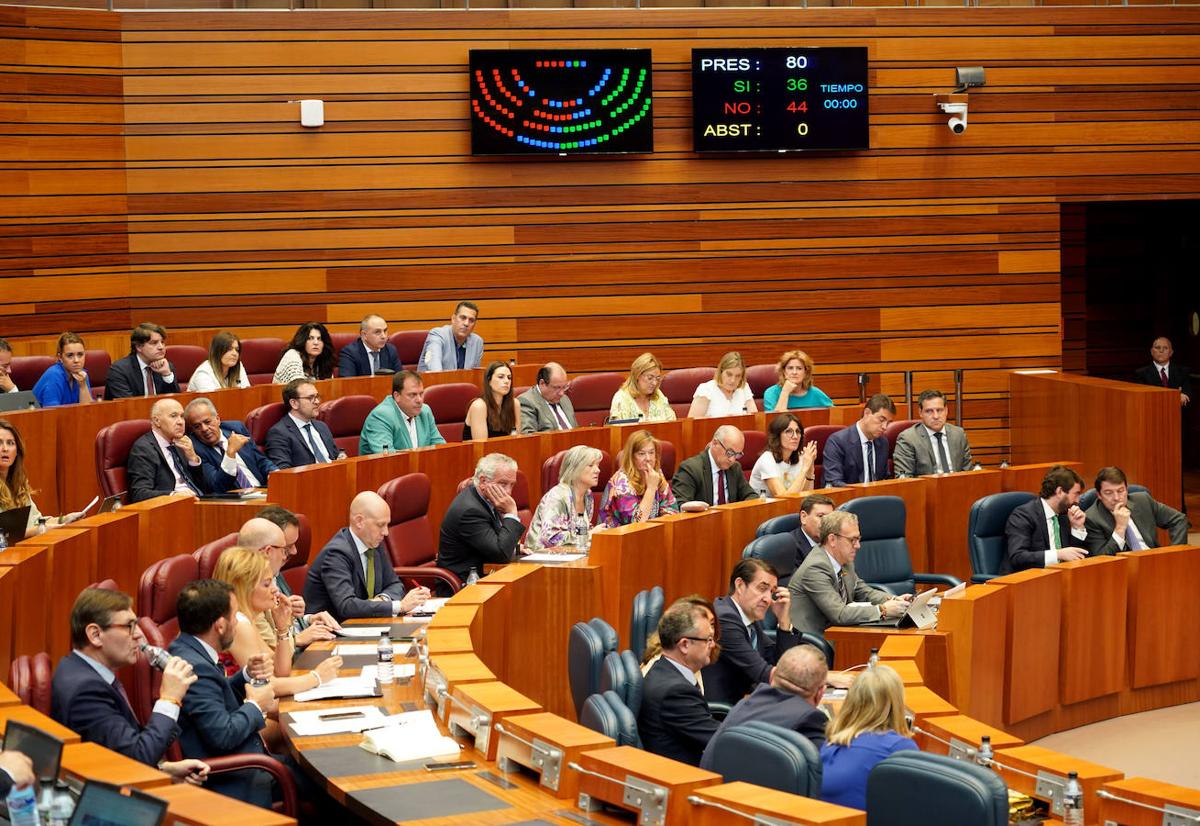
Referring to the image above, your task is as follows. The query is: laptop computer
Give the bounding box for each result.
[2,720,64,784]
[860,587,939,629]
[69,781,167,826]
[0,505,32,546]
[0,391,38,413]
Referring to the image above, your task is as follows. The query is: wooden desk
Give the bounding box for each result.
[1057,555,1128,706]
[61,741,172,790]
[936,583,1007,727]
[122,495,196,575]
[689,781,865,826]
[989,567,1062,728]
[3,406,59,514]
[717,498,796,574]
[152,784,296,825]
[0,704,80,743]
[682,413,759,457]
[913,713,1023,758]
[0,568,13,678]
[650,509,724,606]
[591,523,666,649]
[1098,777,1200,826]
[921,470,1002,580]
[19,528,92,660]
[825,627,951,701]
[1120,545,1200,689]
[267,460,355,552]
[350,452,418,502]
[0,544,50,660]
[0,682,19,708]
[994,744,1123,818]
[73,511,140,599]
[1001,461,1084,494]
[196,498,275,545]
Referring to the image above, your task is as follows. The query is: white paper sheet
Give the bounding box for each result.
[520,553,586,563]
[288,704,389,736]
[335,626,390,639]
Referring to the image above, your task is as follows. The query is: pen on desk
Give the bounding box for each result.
[318,711,366,721]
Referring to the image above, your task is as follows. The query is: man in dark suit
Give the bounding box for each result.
[699,644,830,769]
[304,491,430,622]
[127,398,207,502]
[518,362,578,433]
[437,453,527,588]
[185,398,278,492]
[338,314,402,377]
[0,751,34,798]
[790,494,835,566]
[104,322,180,399]
[822,393,895,487]
[701,558,802,705]
[638,603,720,766]
[671,425,758,505]
[168,579,278,807]
[1084,466,1188,555]
[1000,465,1089,575]
[1134,336,1192,406]
[264,379,344,470]
[50,588,210,782]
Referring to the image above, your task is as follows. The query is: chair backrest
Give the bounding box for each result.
[329,332,358,369]
[756,512,800,538]
[138,553,200,634]
[1077,483,1148,512]
[628,585,664,662]
[245,402,287,447]
[10,355,53,392]
[454,470,533,527]
[380,473,436,567]
[745,364,778,403]
[388,330,427,369]
[280,512,313,594]
[742,532,801,581]
[541,448,614,495]
[567,618,618,718]
[88,578,120,591]
[866,751,1008,826]
[579,691,640,748]
[801,632,835,669]
[967,491,1036,581]
[193,532,239,579]
[884,419,919,475]
[317,394,376,457]
[707,720,822,797]
[94,419,153,499]
[8,653,53,715]
[422,382,479,443]
[598,649,644,716]
[165,345,207,385]
[85,349,111,397]
[564,372,624,426]
[658,440,677,480]
[741,430,768,479]
[239,337,287,385]
[803,425,841,488]
[660,367,712,406]
[837,496,914,594]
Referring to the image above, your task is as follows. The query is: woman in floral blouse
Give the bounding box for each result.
[526,445,603,551]
[600,429,679,527]
[608,352,676,423]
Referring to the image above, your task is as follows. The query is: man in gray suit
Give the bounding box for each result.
[1084,466,1188,555]
[518,362,577,433]
[417,301,485,372]
[892,389,974,477]
[788,511,911,636]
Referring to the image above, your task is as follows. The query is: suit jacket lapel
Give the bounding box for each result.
[701,453,715,503]
[285,417,316,461]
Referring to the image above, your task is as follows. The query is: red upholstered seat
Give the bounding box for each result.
[193,532,239,579]
[85,349,111,399]
[317,394,376,457]
[453,471,533,527]
[741,430,768,480]
[330,332,358,372]
[165,344,207,385]
[658,440,677,480]
[564,372,624,426]
[542,448,613,524]
[389,330,427,370]
[423,382,478,443]
[239,337,286,385]
[803,424,842,488]
[746,364,778,407]
[9,653,53,715]
[95,419,153,499]
[380,473,435,567]
[245,402,287,447]
[884,418,919,476]
[281,512,313,595]
[660,367,712,408]
[10,355,53,392]
[88,578,120,591]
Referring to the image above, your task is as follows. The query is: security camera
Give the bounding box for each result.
[938,101,968,134]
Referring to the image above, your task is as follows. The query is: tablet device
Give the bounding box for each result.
[68,781,167,826]
[0,505,32,546]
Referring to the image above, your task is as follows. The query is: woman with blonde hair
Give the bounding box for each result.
[819,663,918,810]
[0,419,84,537]
[599,429,678,527]
[526,444,603,550]
[609,352,676,423]
[687,351,756,418]
[764,350,834,411]
[188,330,250,392]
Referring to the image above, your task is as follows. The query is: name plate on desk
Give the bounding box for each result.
[424,653,496,724]
[574,745,721,826]
[447,681,542,761]
[493,712,614,799]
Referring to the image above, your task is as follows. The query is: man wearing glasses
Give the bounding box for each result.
[638,603,721,766]
[265,379,345,469]
[671,425,759,506]
[518,362,578,433]
[51,588,212,783]
[788,511,911,635]
[822,393,895,487]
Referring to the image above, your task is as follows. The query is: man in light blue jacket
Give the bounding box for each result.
[418,301,484,372]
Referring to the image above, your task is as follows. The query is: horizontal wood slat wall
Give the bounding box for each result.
[4,6,1200,463]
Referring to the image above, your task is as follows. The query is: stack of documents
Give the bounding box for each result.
[359,709,461,763]
[293,665,414,702]
[288,705,391,736]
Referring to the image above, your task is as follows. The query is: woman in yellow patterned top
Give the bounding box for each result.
[608,352,676,423]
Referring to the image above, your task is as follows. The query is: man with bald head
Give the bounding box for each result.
[700,644,830,769]
[1134,336,1192,405]
[338,314,401,377]
[303,492,430,621]
[127,398,207,502]
[671,425,758,505]
[186,398,277,492]
[518,362,577,433]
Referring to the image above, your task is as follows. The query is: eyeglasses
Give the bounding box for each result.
[715,439,744,460]
[834,534,862,546]
[263,543,288,554]
[782,428,802,437]
[298,394,321,403]
[104,619,139,634]
[683,635,715,645]
[640,373,663,384]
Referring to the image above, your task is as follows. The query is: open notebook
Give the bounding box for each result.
[359,709,461,764]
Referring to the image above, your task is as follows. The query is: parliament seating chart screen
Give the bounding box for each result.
[470,49,654,156]
[691,47,870,152]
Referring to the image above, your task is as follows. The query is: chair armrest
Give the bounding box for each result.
[706,701,733,722]
[203,754,298,816]
[971,573,997,584]
[393,566,463,594]
[914,573,963,588]
[867,582,905,596]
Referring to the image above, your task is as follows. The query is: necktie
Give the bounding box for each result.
[1125,522,1144,550]
[112,678,137,720]
[370,349,379,375]
[225,439,251,487]
[303,424,326,463]
[365,550,376,599]
[1052,515,1064,550]
[748,625,758,650]
[1160,367,1169,387]
[169,446,201,495]
[836,568,850,602]
[715,472,727,505]
[144,365,155,397]
[552,403,570,430]
[934,431,952,474]
[865,441,875,482]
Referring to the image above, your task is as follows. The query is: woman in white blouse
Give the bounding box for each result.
[749,413,818,496]
[187,330,250,392]
[686,351,757,418]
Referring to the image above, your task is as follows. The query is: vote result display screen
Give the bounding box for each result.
[691,47,870,153]
[470,49,654,155]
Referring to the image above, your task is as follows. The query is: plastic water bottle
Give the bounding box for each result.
[466,569,480,586]
[975,735,993,768]
[35,517,48,536]
[377,632,394,685]
[868,647,879,669]
[46,783,73,826]
[5,783,41,826]
[1062,771,1084,826]
[574,515,591,552]
[999,459,1009,470]
[140,642,170,671]
[0,530,8,551]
